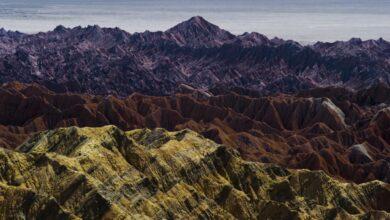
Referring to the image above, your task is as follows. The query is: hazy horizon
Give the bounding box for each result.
[1,0,390,44]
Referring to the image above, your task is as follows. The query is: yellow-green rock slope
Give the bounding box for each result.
[0,126,389,219]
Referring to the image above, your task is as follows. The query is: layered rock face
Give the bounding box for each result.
[0,82,388,184]
[0,16,389,218]
[0,126,389,219]
[0,17,389,96]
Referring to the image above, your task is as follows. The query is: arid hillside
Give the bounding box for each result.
[1,126,389,219]
[0,82,388,183]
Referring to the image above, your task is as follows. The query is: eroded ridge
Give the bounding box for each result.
[0,126,389,219]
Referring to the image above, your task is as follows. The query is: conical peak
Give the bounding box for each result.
[167,16,220,33]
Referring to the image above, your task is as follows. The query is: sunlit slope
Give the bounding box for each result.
[0,126,389,219]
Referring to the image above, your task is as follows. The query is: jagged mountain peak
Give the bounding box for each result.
[167,16,219,32]
[53,25,68,33]
[0,28,24,38]
[185,16,210,26]
[237,32,272,46]
[165,16,236,47]
[0,27,7,35]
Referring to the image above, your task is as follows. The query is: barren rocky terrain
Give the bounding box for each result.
[0,17,389,96]
[0,82,388,184]
[1,126,389,219]
[0,17,389,219]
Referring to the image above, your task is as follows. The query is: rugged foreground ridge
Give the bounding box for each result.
[0,82,389,183]
[0,126,389,219]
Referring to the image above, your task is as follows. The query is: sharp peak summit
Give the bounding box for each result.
[178,16,215,25]
[166,16,225,32]
[187,16,210,24]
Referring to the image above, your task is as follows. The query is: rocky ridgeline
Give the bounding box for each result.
[0,82,388,184]
[0,16,389,96]
[0,126,389,219]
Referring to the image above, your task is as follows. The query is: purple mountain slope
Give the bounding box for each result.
[0,16,389,96]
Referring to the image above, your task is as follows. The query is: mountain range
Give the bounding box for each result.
[0,16,389,219]
[0,16,389,96]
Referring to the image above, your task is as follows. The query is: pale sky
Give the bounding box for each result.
[1,0,389,43]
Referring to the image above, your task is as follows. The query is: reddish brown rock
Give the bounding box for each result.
[0,82,388,184]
